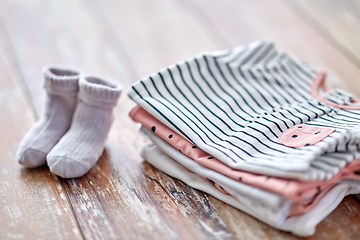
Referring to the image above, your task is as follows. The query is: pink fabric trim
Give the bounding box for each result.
[278,124,335,148]
[214,182,230,195]
[289,183,335,217]
[311,71,360,110]
[130,106,360,202]
[179,165,337,217]
[188,164,338,216]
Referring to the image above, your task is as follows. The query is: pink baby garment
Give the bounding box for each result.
[130,105,360,201]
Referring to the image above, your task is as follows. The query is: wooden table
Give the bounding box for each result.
[1,0,360,239]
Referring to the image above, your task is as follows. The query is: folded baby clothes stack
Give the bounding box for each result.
[127,39,360,236]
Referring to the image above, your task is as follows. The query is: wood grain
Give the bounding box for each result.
[0,15,82,240]
[1,0,360,239]
[63,152,237,240]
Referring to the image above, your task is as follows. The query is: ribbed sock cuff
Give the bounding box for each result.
[43,65,82,96]
[79,75,122,108]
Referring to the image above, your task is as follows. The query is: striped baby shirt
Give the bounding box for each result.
[128,39,360,180]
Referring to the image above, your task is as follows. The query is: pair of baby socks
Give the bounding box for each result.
[16,66,122,178]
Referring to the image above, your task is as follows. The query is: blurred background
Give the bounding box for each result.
[1,0,360,239]
[1,0,360,113]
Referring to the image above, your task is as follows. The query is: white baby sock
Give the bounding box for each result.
[46,75,122,178]
[16,66,81,168]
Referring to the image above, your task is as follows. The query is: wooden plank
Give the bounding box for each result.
[2,0,360,239]
[63,155,238,240]
[0,16,82,240]
[285,0,360,69]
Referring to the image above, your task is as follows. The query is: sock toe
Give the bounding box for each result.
[17,148,47,168]
[47,154,91,178]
